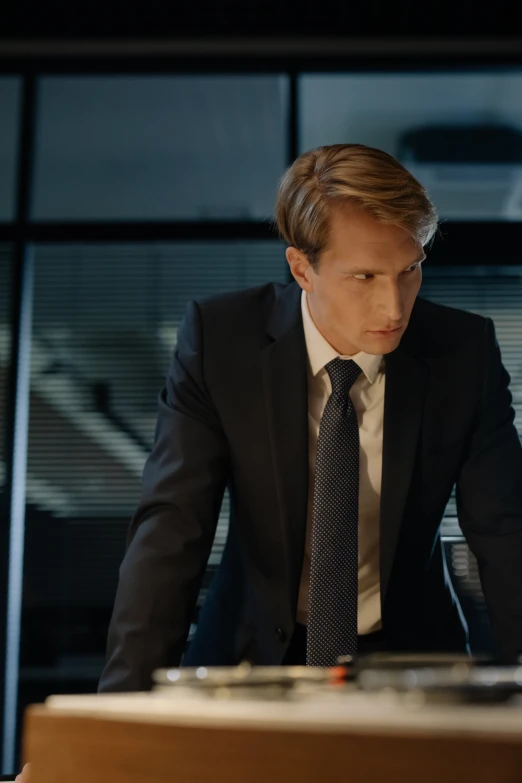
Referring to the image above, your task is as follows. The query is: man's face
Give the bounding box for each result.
[286,204,425,356]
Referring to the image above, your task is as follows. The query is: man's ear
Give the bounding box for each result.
[286,247,314,292]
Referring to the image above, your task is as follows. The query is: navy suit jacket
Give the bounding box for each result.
[99,281,522,692]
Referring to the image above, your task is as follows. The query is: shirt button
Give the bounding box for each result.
[275,627,287,643]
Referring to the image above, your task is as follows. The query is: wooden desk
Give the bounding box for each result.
[23,689,522,783]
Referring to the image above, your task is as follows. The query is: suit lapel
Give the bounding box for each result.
[261,283,309,616]
[380,314,429,607]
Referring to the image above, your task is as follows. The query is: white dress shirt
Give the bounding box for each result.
[296,290,385,635]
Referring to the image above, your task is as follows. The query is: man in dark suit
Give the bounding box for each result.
[99,144,522,692]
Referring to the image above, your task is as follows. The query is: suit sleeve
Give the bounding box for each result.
[456,317,522,662]
[98,301,229,692]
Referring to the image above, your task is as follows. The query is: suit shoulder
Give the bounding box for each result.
[415,295,488,333]
[193,281,286,330]
[408,296,490,358]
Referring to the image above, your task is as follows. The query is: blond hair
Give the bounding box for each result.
[275,143,438,268]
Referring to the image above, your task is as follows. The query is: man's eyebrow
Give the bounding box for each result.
[343,255,426,275]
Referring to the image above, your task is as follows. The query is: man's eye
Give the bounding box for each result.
[352,263,421,281]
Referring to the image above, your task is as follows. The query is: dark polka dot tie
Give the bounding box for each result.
[307,357,362,667]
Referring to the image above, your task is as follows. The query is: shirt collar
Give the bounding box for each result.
[301,290,383,384]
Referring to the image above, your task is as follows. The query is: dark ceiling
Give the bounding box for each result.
[2,0,520,39]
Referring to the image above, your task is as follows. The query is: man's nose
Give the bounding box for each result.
[380,281,404,323]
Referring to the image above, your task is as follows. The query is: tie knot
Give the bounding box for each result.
[325,357,362,395]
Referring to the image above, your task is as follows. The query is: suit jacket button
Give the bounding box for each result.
[275,627,287,643]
